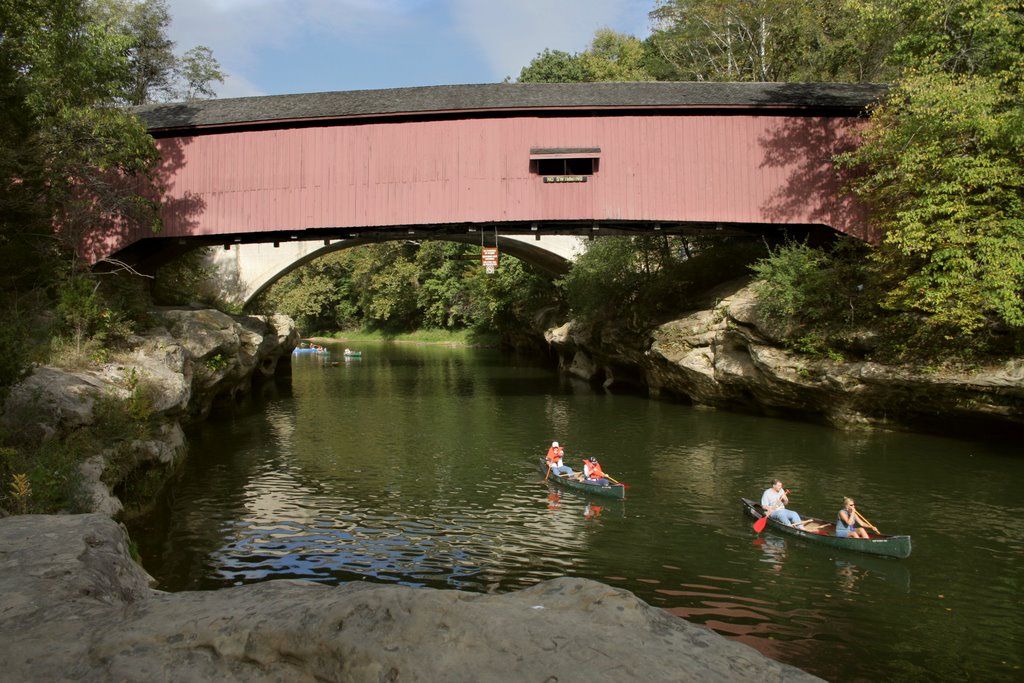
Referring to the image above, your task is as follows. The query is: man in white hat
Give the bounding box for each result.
[545,441,573,477]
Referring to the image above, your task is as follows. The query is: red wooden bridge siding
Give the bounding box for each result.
[96,84,879,262]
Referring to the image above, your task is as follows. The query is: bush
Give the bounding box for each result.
[749,236,1024,363]
[559,236,769,329]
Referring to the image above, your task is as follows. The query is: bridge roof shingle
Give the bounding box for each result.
[133,81,888,132]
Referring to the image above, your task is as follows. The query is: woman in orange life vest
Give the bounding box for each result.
[582,456,609,486]
[545,441,573,477]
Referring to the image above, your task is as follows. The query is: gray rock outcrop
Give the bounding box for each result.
[0,513,821,683]
[547,280,1024,434]
[0,308,298,515]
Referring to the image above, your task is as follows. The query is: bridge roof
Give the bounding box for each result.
[134,81,888,133]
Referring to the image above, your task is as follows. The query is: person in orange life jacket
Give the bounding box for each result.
[545,441,573,477]
[582,456,609,486]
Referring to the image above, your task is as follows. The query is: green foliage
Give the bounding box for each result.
[415,242,476,329]
[89,0,224,104]
[751,237,881,336]
[465,257,560,337]
[559,236,769,329]
[56,276,105,354]
[0,387,153,515]
[0,307,34,396]
[152,247,240,308]
[514,49,592,83]
[257,241,561,342]
[515,30,653,83]
[0,0,227,398]
[50,273,141,366]
[837,1,1024,339]
[204,353,229,373]
[177,46,224,101]
[0,436,87,514]
[646,0,898,82]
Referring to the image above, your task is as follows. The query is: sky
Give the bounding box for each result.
[163,0,655,99]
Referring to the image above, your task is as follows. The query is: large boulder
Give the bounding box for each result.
[0,514,821,683]
[547,280,1024,434]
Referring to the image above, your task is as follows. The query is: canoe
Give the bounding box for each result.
[741,497,911,559]
[343,350,362,358]
[292,347,328,354]
[537,458,626,500]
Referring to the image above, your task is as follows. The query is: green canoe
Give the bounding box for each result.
[538,458,626,499]
[742,497,911,559]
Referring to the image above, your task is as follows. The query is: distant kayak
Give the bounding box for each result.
[293,346,328,354]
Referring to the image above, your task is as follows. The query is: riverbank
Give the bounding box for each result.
[546,278,1024,438]
[0,514,822,682]
[310,328,498,346]
[1,306,299,517]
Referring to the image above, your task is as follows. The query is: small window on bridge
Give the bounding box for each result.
[529,147,600,178]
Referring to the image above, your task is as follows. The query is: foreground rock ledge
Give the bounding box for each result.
[0,515,820,682]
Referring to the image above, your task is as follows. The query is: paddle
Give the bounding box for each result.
[854,509,881,534]
[605,474,630,489]
[752,511,771,533]
[544,462,552,481]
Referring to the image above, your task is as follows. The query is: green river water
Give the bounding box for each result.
[127,341,1023,682]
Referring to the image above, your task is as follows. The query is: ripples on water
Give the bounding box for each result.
[129,344,1024,683]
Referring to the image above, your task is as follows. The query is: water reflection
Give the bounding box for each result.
[127,342,1024,683]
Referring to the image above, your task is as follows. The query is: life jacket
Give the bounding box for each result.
[584,460,606,479]
[546,446,563,464]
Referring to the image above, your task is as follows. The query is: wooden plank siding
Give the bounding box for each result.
[94,109,870,261]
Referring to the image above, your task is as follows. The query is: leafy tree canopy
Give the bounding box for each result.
[515,30,653,82]
[256,242,561,343]
[646,0,898,82]
[0,0,226,390]
[89,0,225,104]
[838,0,1024,339]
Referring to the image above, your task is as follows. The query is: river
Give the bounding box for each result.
[127,341,1023,682]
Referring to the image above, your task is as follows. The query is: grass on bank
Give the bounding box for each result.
[310,328,500,346]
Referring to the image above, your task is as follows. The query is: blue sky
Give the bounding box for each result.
[165,0,655,98]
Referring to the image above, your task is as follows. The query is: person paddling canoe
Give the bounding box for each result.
[545,441,573,477]
[836,497,871,539]
[582,456,609,486]
[761,479,802,526]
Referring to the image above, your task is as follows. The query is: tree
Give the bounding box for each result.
[581,29,655,82]
[516,30,654,83]
[178,46,223,101]
[89,0,224,104]
[645,0,896,82]
[515,48,593,83]
[837,0,1024,338]
[0,0,225,389]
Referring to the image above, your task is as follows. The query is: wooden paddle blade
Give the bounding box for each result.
[752,514,769,533]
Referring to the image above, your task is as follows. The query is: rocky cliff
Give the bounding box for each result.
[0,306,299,516]
[546,280,1024,435]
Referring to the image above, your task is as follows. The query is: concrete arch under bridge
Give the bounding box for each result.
[95,81,885,287]
[208,233,587,306]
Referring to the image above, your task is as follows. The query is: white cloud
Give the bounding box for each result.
[450,0,653,80]
[165,0,433,96]
[162,0,654,97]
